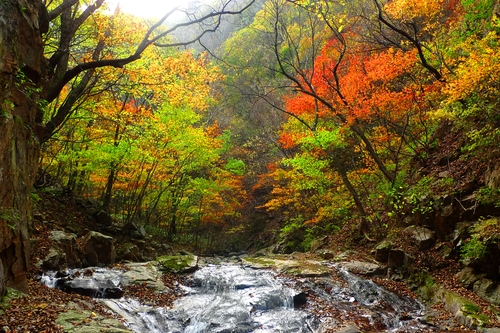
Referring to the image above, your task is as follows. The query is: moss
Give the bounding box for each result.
[56,309,131,332]
[0,288,25,315]
[157,254,197,274]
[461,302,481,314]
[468,313,490,327]
[242,257,276,267]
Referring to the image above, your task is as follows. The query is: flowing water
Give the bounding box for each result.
[41,262,434,332]
[104,264,317,332]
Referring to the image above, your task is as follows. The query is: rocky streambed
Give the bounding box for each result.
[32,253,463,333]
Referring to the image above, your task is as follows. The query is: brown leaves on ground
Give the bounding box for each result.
[0,280,109,333]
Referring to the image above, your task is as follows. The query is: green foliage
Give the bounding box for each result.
[460,217,500,263]
[476,187,500,207]
[461,0,496,36]
[461,237,487,262]
[0,209,20,231]
[387,176,437,217]
[225,158,246,175]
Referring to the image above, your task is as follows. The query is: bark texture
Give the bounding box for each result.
[0,0,45,295]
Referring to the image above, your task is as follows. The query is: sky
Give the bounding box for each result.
[106,0,191,19]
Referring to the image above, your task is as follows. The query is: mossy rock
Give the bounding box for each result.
[243,257,329,277]
[56,309,131,333]
[157,253,198,274]
[411,270,490,329]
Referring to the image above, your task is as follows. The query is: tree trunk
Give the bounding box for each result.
[0,0,47,295]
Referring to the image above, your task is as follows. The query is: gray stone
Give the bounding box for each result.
[456,267,486,289]
[339,261,385,276]
[81,231,116,267]
[473,278,500,305]
[483,329,500,333]
[120,262,166,291]
[404,226,436,250]
[43,230,82,270]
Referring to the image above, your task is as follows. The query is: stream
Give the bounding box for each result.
[41,262,435,332]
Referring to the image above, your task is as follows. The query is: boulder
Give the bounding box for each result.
[293,292,307,308]
[404,226,436,250]
[387,249,406,268]
[56,309,132,333]
[81,231,116,267]
[93,210,113,227]
[456,267,486,289]
[338,261,385,277]
[157,253,198,274]
[141,246,158,262]
[116,242,140,262]
[42,230,82,270]
[457,267,500,305]
[59,278,124,299]
[120,262,166,291]
[473,278,500,305]
[123,222,146,240]
[374,240,393,263]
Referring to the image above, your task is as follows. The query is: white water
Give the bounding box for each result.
[41,262,434,332]
[104,264,316,332]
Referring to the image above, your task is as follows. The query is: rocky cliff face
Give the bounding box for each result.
[0,0,46,295]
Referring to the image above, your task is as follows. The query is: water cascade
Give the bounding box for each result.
[41,262,435,332]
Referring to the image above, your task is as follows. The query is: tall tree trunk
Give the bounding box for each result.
[0,0,48,295]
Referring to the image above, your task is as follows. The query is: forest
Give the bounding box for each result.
[1,0,500,330]
[29,0,500,252]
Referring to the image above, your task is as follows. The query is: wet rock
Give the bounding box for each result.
[293,292,307,308]
[120,262,166,291]
[404,226,436,250]
[81,231,116,267]
[56,309,132,332]
[59,277,124,299]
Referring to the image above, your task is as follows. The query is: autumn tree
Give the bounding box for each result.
[0,0,255,294]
